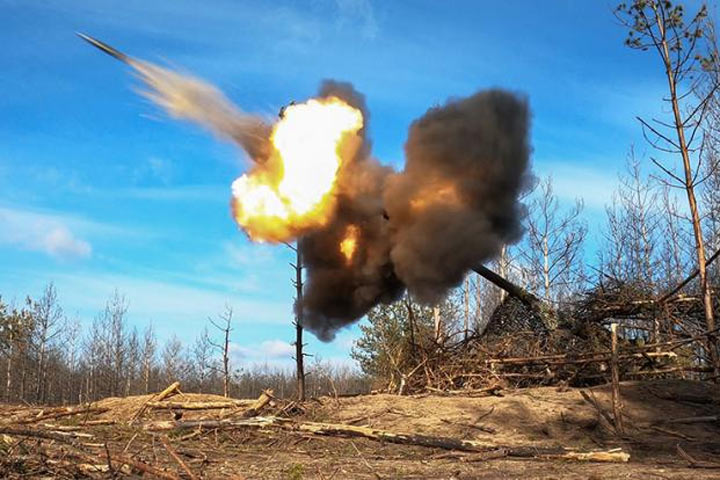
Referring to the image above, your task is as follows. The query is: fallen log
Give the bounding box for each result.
[142,415,629,462]
[486,351,676,366]
[133,381,181,420]
[147,400,253,410]
[16,405,109,424]
[240,389,274,417]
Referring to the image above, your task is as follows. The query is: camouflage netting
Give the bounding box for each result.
[395,290,697,394]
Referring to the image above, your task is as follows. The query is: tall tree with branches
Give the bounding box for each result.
[616,0,719,372]
[209,305,233,397]
[519,176,587,307]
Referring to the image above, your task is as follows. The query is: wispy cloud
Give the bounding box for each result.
[230,339,294,362]
[0,206,92,260]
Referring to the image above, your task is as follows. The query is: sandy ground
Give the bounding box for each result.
[1,379,719,479]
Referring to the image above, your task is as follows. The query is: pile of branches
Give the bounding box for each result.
[390,291,714,395]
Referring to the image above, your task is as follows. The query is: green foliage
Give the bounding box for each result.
[0,296,34,353]
[616,0,708,56]
[350,295,459,387]
[285,463,304,480]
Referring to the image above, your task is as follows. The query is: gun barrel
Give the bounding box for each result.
[76,33,129,63]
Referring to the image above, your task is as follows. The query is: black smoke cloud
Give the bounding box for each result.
[300,86,532,340]
[129,60,531,341]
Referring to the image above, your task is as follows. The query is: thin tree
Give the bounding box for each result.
[616,0,718,372]
[192,326,214,392]
[289,241,306,401]
[141,324,157,394]
[161,335,185,385]
[519,176,587,308]
[31,284,64,403]
[209,305,233,397]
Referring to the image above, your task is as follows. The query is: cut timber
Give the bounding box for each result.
[133,381,181,420]
[426,385,503,397]
[241,389,274,417]
[17,406,109,424]
[142,415,629,463]
[147,400,253,410]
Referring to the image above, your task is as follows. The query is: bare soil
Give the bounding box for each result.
[1,380,719,479]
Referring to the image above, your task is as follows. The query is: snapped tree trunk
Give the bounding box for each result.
[294,242,306,402]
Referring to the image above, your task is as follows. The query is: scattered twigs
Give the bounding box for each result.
[160,435,199,480]
[579,390,616,433]
[654,415,719,425]
[440,417,496,434]
[142,415,629,462]
[676,444,720,469]
[112,453,182,480]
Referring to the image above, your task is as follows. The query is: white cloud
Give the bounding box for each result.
[230,339,294,362]
[260,339,295,357]
[0,206,92,260]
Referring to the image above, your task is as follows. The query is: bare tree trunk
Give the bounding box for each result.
[655,13,718,375]
[433,305,442,343]
[463,276,470,340]
[222,327,230,397]
[5,329,13,403]
[498,245,508,303]
[293,242,306,402]
[209,307,233,397]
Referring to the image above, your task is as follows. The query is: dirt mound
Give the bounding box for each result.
[1,380,719,479]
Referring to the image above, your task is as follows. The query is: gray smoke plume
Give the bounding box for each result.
[299,81,404,341]
[125,58,531,342]
[131,60,272,161]
[300,89,532,340]
[384,90,532,302]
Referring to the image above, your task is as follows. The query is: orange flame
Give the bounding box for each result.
[339,225,360,264]
[410,183,461,211]
[231,97,363,242]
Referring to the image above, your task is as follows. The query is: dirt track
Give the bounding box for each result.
[1,380,719,479]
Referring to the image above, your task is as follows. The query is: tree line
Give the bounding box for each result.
[0,286,369,405]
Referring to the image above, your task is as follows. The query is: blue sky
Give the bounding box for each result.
[0,0,706,367]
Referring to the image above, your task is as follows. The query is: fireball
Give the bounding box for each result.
[339,225,360,264]
[231,97,363,242]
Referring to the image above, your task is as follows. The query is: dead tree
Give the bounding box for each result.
[209,305,233,397]
[519,176,587,308]
[289,241,306,401]
[616,0,719,373]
